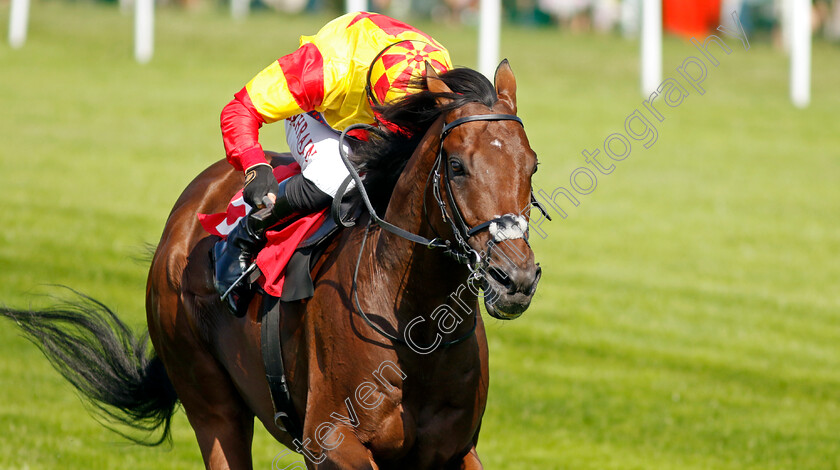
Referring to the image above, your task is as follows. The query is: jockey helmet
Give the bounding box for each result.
[367,40,450,106]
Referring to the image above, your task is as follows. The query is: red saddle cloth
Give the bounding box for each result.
[197,163,328,297]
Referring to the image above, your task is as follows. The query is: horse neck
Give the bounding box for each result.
[369,120,477,332]
[378,119,445,269]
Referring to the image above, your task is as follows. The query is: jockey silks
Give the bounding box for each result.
[220,12,452,173]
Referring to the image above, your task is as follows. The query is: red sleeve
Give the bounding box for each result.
[220,87,268,172]
[277,42,325,113]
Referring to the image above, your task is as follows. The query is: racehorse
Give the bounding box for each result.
[0,61,540,469]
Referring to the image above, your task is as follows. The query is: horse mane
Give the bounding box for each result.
[348,67,499,211]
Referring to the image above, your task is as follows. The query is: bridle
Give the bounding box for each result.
[430,114,526,269]
[335,110,545,348]
[337,113,530,272]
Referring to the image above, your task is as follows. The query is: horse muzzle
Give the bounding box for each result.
[482,262,541,320]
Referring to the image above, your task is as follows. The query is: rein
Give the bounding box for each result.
[335,112,523,348]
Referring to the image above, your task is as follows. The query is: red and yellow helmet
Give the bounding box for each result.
[367,39,451,106]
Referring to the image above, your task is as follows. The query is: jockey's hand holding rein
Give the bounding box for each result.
[243,162,278,208]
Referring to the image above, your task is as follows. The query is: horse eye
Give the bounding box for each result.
[449,159,465,175]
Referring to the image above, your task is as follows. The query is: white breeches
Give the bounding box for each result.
[284,112,354,198]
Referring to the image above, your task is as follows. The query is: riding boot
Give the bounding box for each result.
[213,179,296,316]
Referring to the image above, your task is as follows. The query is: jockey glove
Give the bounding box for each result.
[243,163,279,209]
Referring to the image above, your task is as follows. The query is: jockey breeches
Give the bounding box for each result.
[284,112,355,199]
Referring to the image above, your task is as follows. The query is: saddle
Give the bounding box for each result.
[260,210,344,300]
[199,163,359,303]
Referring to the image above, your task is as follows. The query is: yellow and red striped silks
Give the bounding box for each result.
[221,12,451,172]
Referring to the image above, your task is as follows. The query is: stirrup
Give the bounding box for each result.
[221,262,257,301]
[220,262,258,314]
[212,236,259,317]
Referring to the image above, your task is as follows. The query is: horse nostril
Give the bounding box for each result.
[528,265,542,296]
[487,266,516,295]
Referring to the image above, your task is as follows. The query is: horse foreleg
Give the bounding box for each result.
[297,435,378,470]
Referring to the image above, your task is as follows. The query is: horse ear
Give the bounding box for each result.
[494,59,517,114]
[425,61,453,107]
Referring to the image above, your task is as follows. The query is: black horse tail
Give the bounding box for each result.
[0,290,178,446]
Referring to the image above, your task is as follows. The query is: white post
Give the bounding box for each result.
[478,0,501,79]
[346,0,367,13]
[134,0,154,63]
[8,0,30,49]
[640,0,662,96]
[790,0,811,108]
[231,0,249,20]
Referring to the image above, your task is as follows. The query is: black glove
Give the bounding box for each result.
[243,163,278,209]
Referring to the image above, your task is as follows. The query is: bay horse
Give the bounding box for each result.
[0,61,540,468]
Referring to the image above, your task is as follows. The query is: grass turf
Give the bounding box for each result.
[1,2,839,468]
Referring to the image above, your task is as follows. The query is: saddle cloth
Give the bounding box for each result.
[197,163,328,298]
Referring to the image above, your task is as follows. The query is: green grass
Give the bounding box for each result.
[1,2,839,468]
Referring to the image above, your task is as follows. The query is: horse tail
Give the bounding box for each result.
[0,290,178,446]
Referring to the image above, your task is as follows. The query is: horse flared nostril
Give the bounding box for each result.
[482,263,541,319]
[488,264,540,296]
[488,266,516,295]
[510,265,538,296]
[528,265,542,296]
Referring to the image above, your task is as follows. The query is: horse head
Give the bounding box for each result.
[425,61,541,320]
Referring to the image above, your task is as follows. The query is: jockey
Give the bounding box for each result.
[214,11,452,312]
